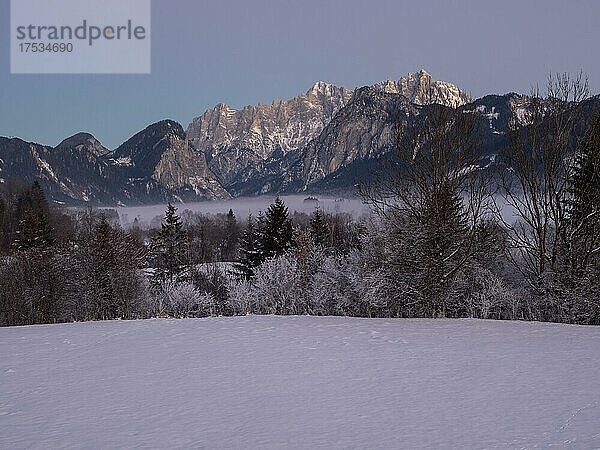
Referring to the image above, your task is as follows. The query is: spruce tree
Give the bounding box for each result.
[571,112,600,226]
[309,208,330,246]
[84,215,146,320]
[14,208,55,250]
[13,182,54,250]
[0,195,7,252]
[260,197,295,259]
[567,111,600,275]
[90,216,118,319]
[16,181,49,218]
[221,208,240,261]
[150,203,188,284]
[233,214,263,280]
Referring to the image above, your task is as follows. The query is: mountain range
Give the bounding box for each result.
[1,69,597,205]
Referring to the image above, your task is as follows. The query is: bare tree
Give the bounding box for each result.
[499,72,589,298]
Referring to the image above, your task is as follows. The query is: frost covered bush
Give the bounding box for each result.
[190,263,231,316]
[226,248,387,318]
[228,248,326,316]
[464,267,517,319]
[309,252,385,317]
[239,254,304,315]
[226,279,253,316]
[154,280,205,318]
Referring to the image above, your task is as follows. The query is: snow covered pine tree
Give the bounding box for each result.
[150,203,188,284]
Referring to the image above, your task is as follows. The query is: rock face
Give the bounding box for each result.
[293,87,417,191]
[186,82,352,188]
[110,120,229,203]
[0,138,54,189]
[373,69,472,108]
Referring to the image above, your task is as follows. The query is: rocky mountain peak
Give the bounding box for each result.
[108,119,228,201]
[112,120,189,169]
[185,72,472,193]
[306,81,342,98]
[55,132,108,156]
[373,70,472,108]
[150,119,186,139]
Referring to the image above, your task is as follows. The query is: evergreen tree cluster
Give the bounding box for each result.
[234,197,296,279]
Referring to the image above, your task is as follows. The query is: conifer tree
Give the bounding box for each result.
[14,208,55,250]
[150,203,188,284]
[260,197,295,259]
[309,208,330,246]
[85,215,146,319]
[17,181,49,216]
[568,111,600,273]
[233,214,263,280]
[90,216,118,319]
[221,208,240,261]
[571,112,600,226]
[0,195,8,252]
[13,182,54,250]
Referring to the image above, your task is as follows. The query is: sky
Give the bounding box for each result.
[1,0,599,149]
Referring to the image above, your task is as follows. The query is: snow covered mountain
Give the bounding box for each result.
[290,87,417,192]
[0,134,119,204]
[186,70,471,195]
[186,81,352,188]
[109,120,229,203]
[373,69,472,108]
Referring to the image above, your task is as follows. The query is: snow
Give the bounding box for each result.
[112,156,132,166]
[32,150,58,183]
[2,317,600,448]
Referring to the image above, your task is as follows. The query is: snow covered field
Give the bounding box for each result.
[2,316,600,449]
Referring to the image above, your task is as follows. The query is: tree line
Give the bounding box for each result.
[1,72,599,326]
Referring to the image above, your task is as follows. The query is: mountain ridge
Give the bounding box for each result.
[4,70,594,206]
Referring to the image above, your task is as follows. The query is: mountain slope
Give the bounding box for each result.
[110,120,229,203]
[293,87,416,191]
[186,81,352,188]
[0,121,229,205]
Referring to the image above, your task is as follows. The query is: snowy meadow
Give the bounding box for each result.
[2,316,600,449]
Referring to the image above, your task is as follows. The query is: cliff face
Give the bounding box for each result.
[373,69,472,108]
[293,87,416,190]
[186,82,352,188]
[110,120,229,203]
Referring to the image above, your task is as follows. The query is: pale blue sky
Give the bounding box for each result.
[1,0,599,148]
